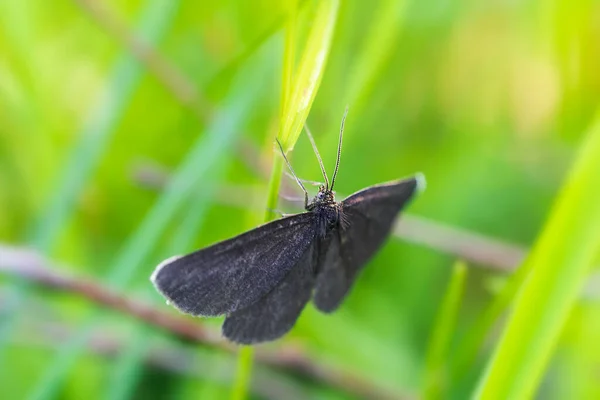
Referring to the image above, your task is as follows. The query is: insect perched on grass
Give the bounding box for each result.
[151,110,425,344]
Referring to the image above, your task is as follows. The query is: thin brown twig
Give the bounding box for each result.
[0,245,227,346]
[0,244,410,400]
[394,215,525,271]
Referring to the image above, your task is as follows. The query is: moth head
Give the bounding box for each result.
[314,186,336,204]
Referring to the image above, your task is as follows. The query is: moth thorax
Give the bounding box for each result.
[314,202,339,238]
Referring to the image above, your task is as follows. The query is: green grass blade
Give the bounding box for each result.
[474,111,600,399]
[231,346,255,400]
[452,255,530,380]
[422,261,467,400]
[27,46,268,400]
[232,2,340,398]
[278,0,340,150]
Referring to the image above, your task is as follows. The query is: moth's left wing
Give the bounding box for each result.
[222,243,316,344]
[151,213,315,317]
[313,176,423,312]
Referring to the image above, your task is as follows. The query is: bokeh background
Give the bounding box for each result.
[1,0,599,399]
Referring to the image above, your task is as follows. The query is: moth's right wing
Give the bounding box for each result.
[151,213,316,317]
[313,176,422,312]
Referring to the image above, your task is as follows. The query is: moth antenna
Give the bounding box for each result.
[330,106,348,190]
[304,124,330,190]
[275,138,309,208]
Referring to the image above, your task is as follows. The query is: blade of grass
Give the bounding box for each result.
[264,0,339,220]
[232,1,340,399]
[0,0,178,371]
[27,44,267,400]
[231,346,255,400]
[278,0,339,151]
[422,261,467,400]
[474,110,600,399]
[451,252,530,380]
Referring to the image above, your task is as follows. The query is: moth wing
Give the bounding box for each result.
[151,213,315,317]
[313,176,420,312]
[222,243,316,344]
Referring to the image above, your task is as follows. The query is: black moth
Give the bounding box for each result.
[151,110,424,344]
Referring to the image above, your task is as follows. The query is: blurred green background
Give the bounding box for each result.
[1,0,599,399]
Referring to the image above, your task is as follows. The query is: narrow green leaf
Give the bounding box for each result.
[422,261,467,400]
[278,0,340,150]
[452,255,530,380]
[265,0,339,220]
[231,346,255,400]
[475,111,600,399]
